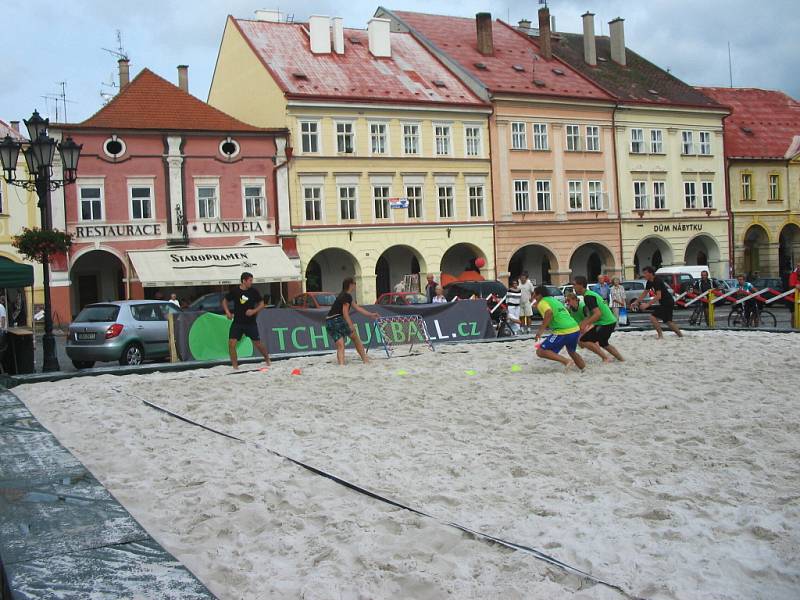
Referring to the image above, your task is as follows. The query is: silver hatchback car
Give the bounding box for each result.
[66,300,181,369]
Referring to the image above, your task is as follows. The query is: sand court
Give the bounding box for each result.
[15,330,800,599]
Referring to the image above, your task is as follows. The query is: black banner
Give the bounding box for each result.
[173,301,495,361]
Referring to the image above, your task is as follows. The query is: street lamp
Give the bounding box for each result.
[0,110,82,372]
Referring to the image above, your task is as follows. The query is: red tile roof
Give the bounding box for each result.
[232,18,489,107]
[0,119,26,141]
[386,11,613,102]
[63,69,281,133]
[698,87,800,159]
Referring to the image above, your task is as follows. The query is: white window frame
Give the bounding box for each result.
[299,119,320,154]
[741,173,752,200]
[335,120,355,154]
[653,181,667,210]
[128,179,155,221]
[769,174,780,200]
[369,121,388,156]
[588,180,603,211]
[535,179,552,211]
[337,184,358,221]
[650,129,663,154]
[436,182,455,219]
[464,124,482,157]
[566,124,581,151]
[630,128,644,154]
[633,180,648,210]
[467,180,486,218]
[402,122,421,156]
[372,183,391,220]
[77,180,105,222]
[195,178,220,221]
[568,180,583,210]
[302,184,323,222]
[532,123,549,150]
[241,178,267,219]
[701,181,713,208]
[513,180,530,212]
[511,122,527,150]
[681,131,694,155]
[585,125,600,152]
[434,122,452,156]
[404,182,424,219]
[684,181,697,209]
[698,131,711,155]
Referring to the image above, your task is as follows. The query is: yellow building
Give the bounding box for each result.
[700,87,800,282]
[209,12,495,302]
[0,119,43,325]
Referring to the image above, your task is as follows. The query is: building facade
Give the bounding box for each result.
[209,12,495,302]
[50,66,297,321]
[700,87,800,282]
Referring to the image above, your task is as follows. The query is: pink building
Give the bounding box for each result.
[50,64,298,321]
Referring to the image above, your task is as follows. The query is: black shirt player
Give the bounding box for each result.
[223,272,271,369]
[632,266,683,339]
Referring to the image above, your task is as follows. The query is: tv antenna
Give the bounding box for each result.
[100,30,127,104]
[41,81,76,122]
[102,29,128,61]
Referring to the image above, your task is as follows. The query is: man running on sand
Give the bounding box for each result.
[224,272,271,369]
[325,277,380,366]
[573,276,625,362]
[632,266,683,338]
[532,286,586,371]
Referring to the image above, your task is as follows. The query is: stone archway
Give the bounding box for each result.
[440,242,488,278]
[375,245,425,297]
[779,223,800,283]
[70,249,126,312]
[507,244,559,285]
[569,242,616,282]
[742,225,770,278]
[305,248,361,293]
[633,236,674,278]
[684,234,722,277]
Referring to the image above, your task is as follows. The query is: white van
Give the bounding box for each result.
[656,265,711,293]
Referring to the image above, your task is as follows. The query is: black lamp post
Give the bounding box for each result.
[0,110,82,372]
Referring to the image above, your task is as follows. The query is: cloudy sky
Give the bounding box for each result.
[4,0,798,125]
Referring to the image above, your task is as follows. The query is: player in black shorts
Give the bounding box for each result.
[632,266,683,339]
[224,271,271,369]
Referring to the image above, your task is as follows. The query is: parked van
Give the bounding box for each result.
[656,265,710,293]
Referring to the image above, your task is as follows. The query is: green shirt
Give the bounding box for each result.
[583,289,617,326]
[537,297,580,335]
[567,301,586,322]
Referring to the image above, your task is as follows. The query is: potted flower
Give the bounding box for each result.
[11,227,73,264]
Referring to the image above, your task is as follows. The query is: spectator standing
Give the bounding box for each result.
[425,274,438,303]
[789,262,800,290]
[168,293,180,307]
[518,271,536,333]
[506,278,522,334]
[0,296,7,331]
[432,285,447,304]
[596,275,611,303]
[609,277,626,319]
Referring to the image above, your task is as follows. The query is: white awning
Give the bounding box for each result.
[128,246,301,287]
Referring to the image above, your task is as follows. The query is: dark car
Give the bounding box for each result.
[751,278,784,292]
[290,292,337,309]
[444,280,508,301]
[376,292,429,305]
[188,292,233,314]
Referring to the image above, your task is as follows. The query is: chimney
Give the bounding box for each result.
[609,17,626,66]
[118,58,130,88]
[331,17,344,54]
[368,18,391,57]
[582,12,597,66]
[538,7,552,60]
[518,18,531,30]
[550,15,556,32]
[177,65,189,92]
[254,9,283,22]
[475,13,494,56]
[10,121,20,134]
[309,15,331,54]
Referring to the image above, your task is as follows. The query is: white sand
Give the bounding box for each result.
[16,330,800,600]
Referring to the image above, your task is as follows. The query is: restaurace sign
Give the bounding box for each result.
[74,224,161,238]
[653,223,703,233]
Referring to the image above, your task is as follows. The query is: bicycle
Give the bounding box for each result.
[689,300,708,326]
[726,300,776,328]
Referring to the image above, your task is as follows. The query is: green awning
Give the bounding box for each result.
[0,260,34,288]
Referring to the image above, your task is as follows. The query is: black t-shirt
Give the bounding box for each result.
[696,278,713,292]
[646,277,674,307]
[327,292,353,318]
[225,286,262,324]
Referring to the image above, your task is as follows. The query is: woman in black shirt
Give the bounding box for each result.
[326,277,379,365]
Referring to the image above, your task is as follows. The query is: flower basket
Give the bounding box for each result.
[11,227,73,264]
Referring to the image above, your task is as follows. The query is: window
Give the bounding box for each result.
[511,122,527,149]
[650,129,663,154]
[79,185,103,221]
[244,184,265,218]
[769,174,780,200]
[532,123,548,150]
[437,185,454,218]
[303,186,322,221]
[681,131,694,155]
[513,180,530,212]
[219,137,240,158]
[701,181,713,208]
[684,181,697,209]
[699,131,711,155]
[336,122,354,153]
[370,123,387,155]
[469,184,485,217]
[585,125,600,151]
[568,180,583,210]
[741,173,752,200]
[130,186,153,220]
[535,180,552,211]
[653,181,666,209]
[630,128,644,153]
[300,120,319,153]
[403,123,420,155]
[588,181,603,210]
[434,124,452,155]
[566,124,581,151]
[633,181,648,210]
[197,186,218,219]
[465,125,481,156]
[406,185,423,218]
[373,185,390,219]
[338,186,357,220]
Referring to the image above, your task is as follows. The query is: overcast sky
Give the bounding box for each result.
[4,0,798,125]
